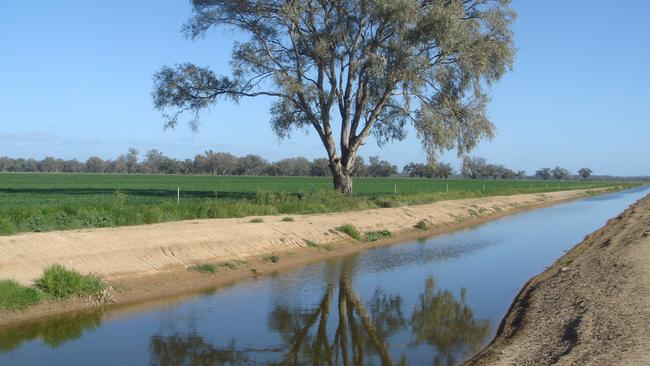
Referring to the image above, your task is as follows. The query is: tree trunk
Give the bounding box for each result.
[331,162,353,196]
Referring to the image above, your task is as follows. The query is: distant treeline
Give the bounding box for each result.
[0,149,399,177]
[0,150,646,181]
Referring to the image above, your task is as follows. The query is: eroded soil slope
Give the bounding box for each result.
[465,194,650,365]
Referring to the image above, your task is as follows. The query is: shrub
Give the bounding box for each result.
[336,224,361,240]
[34,264,105,299]
[189,263,217,274]
[250,217,264,223]
[319,243,335,252]
[220,261,242,269]
[305,240,320,248]
[364,229,392,242]
[262,253,280,263]
[27,214,48,232]
[281,217,295,222]
[414,220,428,230]
[0,280,42,310]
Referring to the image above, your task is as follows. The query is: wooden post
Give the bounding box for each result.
[482,183,485,192]
[446,183,449,192]
[394,184,397,195]
[177,187,180,204]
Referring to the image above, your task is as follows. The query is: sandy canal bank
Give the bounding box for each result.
[464,193,650,365]
[0,188,615,326]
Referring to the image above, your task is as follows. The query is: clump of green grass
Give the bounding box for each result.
[336,224,361,240]
[262,253,280,263]
[319,243,335,252]
[414,220,428,230]
[0,279,43,310]
[220,261,237,269]
[281,217,295,222]
[304,240,336,252]
[34,264,105,299]
[305,240,320,248]
[364,229,392,242]
[189,263,218,274]
[249,217,264,223]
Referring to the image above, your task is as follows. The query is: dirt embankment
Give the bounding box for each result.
[0,189,608,325]
[464,194,650,366]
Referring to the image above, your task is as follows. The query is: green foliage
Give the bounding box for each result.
[220,261,237,269]
[261,253,280,263]
[319,243,335,252]
[189,263,218,274]
[249,218,264,223]
[0,280,42,310]
[304,240,335,252]
[336,224,361,240]
[414,220,428,230]
[34,264,105,299]
[305,240,320,248]
[0,173,636,236]
[364,229,393,242]
[281,217,294,222]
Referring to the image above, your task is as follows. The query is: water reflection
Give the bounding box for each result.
[0,310,104,352]
[149,258,489,365]
[150,335,253,365]
[411,279,489,366]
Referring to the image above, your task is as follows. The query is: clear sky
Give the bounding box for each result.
[1,1,648,176]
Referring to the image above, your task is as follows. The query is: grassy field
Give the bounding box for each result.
[0,173,639,235]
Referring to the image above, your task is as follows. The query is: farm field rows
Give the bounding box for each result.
[0,173,637,235]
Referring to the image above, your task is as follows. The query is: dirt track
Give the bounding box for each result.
[464,193,650,365]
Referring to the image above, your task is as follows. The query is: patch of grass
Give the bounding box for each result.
[0,280,43,310]
[336,224,361,240]
[364,229,392,242]
[249,217,264,223]
[220,261,236,270]
[281,217,295,222]
[304,240,336,252]
[262,253,280,263]
[414,220,428,230]
[305,240,320,248]
[320,243,335,252]
[34,264,105,299]
[189,263,218,274]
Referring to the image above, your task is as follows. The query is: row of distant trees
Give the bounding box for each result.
[0,149,399,178]
[1,150,636,181]
[460,157,526,180]
[535,167,593,181]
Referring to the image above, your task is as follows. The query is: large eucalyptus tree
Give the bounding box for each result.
[153,0,515,194]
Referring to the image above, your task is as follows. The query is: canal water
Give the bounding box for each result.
[1,187,648,366]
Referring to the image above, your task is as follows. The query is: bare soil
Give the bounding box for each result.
[464,193,650,366]
[0,189,607,326]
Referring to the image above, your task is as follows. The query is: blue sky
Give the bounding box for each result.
[1,1,648,176]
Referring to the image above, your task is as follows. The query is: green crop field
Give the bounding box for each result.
[0,173,638,235]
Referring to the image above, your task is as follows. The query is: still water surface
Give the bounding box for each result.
[1,187,648,366]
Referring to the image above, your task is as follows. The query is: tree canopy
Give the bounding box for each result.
[153,0,516,194]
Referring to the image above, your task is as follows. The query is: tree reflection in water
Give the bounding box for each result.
[150,334,253,366]
[0,310,104,353]
[266,258,489,365]
[411,278,490,366]
[150,257,490,365]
